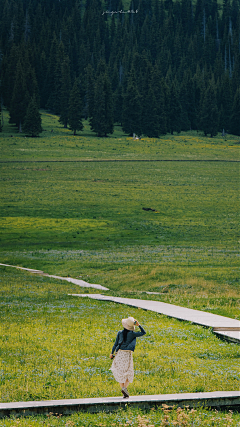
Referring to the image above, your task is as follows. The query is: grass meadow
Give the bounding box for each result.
[1,408,240,427]
[0,267,240,426]
[1,109,239,161]
[0,109,239,425]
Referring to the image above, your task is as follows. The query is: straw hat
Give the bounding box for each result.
[122,316,135,331]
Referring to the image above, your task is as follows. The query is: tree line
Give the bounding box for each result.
[0,0,239,137]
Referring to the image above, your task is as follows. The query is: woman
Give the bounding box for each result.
[110,316,146,398]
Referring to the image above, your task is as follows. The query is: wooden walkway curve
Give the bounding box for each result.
[0,263,109,291]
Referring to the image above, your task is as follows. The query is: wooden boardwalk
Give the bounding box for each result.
[1,391,239,418]
[2,263,238,339]
[0,263,109,291]
[71,294,240,344]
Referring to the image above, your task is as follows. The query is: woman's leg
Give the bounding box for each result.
[120,380,129,389]
[120,381,130,398]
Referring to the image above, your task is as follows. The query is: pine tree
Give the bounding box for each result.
[181,0,193,34]
[113,84,123,124]
[192,65,205,130]
[42,34,59,108]
[83,0,103,52]
[231,52,240,96]
[23,95,42,137]
[90,71,114,137]
[0,101,2,132]
[9,60,30,132]
[142,86,161,137]
[85,64,95,119]
[0,80,2,132]
[187,76,197,130]
[1,45,21,109]
[219,72,232,132]
[200,78,219,137]
[47,41,65,114]
[140,64,166,138]
[21,47,40,106]
[221,0,231,32]
[141,63,154,137]
[90,74,106,136]
[59,55,71,128]
[68,78,83,136]
[230,87,240,136]
[38,51,48,108]
[179,73,191,131]
[44,36,65,113]
[152,63,167,135]
[25,65,40,108]
[122,67,142,136]
[169,79,182,134]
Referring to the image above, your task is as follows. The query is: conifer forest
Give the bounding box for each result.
[0,0,240,137]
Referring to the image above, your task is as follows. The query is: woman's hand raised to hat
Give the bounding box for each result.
[134,319,140,326]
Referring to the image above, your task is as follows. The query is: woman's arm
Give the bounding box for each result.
[133,322,146,337]
[110,331,119,358]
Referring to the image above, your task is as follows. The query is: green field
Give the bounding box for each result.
[0,109,239,317]
[1,405,240,426]
[0,111,239,425]
[0,267,240,426]
[1,109,239,161]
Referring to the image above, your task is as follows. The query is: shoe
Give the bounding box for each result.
[121,387,129,398]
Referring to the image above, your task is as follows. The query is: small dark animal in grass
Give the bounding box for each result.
[142,207,156,212]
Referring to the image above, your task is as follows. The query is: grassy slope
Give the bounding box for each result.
[0,109,239,319]
[1,110,239,161]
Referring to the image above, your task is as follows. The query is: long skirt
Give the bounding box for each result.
[110,350,134,383]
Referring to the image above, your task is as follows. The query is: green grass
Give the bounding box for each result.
[0,110,239,318]
[0,161,238,249]
[0,267,239,404]
[0,110,239,424]
[0,407,240,426]
[1,108,239,161]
